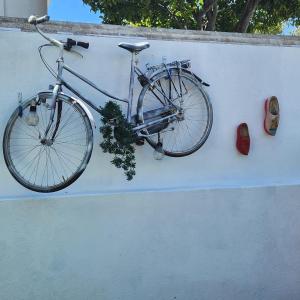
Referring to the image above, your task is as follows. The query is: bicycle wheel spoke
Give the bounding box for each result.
[11,144,42,164]
[18,145,45,175]
[33,146,45,185]
[55,141,87,146]
[26,147,46,183]
[51,145,75,175]
[48,147,61,185]
[52,144,84,162]
[53,105,78,138]
[156,80,168,104]
[55,130,86,142]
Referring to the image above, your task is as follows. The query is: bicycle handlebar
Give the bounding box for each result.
[28,15,90,52]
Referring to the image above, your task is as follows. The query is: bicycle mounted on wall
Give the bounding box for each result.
[3,15,213,193]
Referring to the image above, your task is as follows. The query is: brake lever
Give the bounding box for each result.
[73,49,83,58]
[70,49,83,58]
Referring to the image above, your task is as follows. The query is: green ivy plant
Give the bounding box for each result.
[99,101,136,180]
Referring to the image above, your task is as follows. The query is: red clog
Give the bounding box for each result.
[236,123,250,155]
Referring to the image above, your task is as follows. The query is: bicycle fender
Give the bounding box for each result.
[76,99,96,128]
[190,71,210,87]
[169,68,210,86]
[59,93,96,128]
[148,67,210,86]
[37,91,96,128]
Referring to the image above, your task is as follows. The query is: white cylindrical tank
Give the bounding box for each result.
[1,0,48,18]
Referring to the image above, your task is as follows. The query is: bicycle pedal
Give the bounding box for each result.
[135,138,145,146]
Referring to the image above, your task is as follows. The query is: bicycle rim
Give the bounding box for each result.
[3,93,93,192]
[138,69,213,157]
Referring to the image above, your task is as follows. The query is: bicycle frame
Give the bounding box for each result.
[35,25,179,139]
[55,48,137,120]
[60,56,177,129]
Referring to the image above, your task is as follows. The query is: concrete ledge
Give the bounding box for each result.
[1,16,300,47]
[1,182,300,202]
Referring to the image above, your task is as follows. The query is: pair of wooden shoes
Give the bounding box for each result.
[236,96,280,155]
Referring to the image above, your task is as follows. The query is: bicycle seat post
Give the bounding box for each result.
[127,51,138,122]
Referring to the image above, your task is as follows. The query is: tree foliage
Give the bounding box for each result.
[83,0,300,34]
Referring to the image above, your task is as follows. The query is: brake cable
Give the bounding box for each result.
[38,44,57,79]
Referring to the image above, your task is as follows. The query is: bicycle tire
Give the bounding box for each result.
[137,68,213,157]
[3,92,93,193]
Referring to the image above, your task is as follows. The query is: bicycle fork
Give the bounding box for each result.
[41,84,60,143]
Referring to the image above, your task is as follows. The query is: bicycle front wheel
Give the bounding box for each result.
[3,92,93,193]
[137,69,213,157]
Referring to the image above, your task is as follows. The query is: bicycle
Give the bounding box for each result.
[3,15,213,193]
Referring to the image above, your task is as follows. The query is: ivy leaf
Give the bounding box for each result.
[99,101,136,180]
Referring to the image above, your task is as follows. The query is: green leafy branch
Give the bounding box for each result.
[99,101,136,180]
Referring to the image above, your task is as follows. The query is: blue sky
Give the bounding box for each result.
[283,22,296,35]
[48,0,101,23]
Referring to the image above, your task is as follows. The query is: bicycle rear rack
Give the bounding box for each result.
[146,59,191,74]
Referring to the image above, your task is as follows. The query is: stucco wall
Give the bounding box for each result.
[1,186,300,300]
[0,19,300,300]
[1,20,300,198]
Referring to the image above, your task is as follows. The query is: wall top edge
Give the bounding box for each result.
[1,17,300,47]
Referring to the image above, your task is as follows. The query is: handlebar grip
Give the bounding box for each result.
[28,15,50,25]
[67,38,77,47]
[77,41,89,49]
[65,38,89,51]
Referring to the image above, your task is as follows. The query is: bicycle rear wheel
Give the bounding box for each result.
[137,69,213,157]
[3,92,93,193]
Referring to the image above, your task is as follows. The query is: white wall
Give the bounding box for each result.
[0,24,300,299]
[0,186,300,300]
[0,0,47,18]
[0,29,300,198]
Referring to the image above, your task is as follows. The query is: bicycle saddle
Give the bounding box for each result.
[118,42,150,53]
